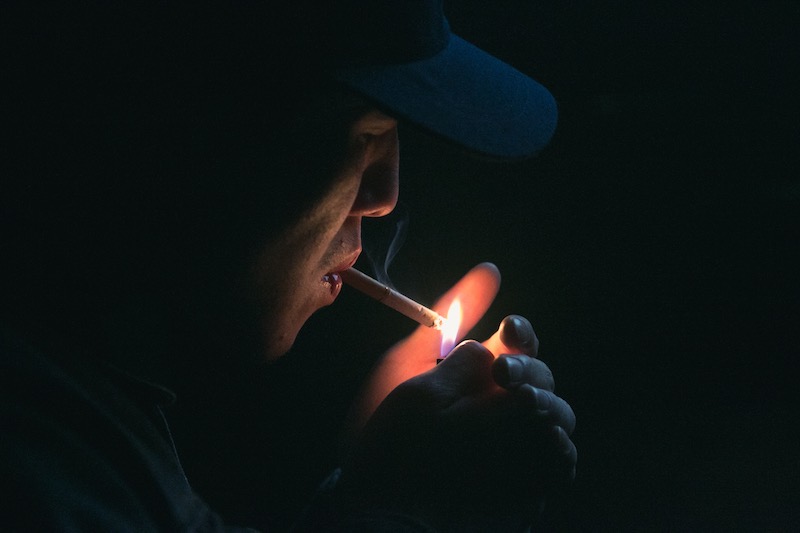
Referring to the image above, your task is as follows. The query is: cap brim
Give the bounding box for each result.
[333,35,557,159]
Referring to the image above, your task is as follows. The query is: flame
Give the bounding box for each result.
[440,298,462,358]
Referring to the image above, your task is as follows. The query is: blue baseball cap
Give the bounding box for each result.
[326,0,558,159]
[8,2,556,161]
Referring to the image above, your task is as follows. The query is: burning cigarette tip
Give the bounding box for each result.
[341,268,446,330]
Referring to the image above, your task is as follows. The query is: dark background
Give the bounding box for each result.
[171,1,800,531]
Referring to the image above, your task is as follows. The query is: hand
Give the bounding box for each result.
[336,338,576,531]
[342,262,502,444]
[336,262,577,531]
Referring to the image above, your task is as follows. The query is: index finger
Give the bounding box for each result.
[491,355,555,392]
[483,315,539,358]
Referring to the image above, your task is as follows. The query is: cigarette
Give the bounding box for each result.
[341,268,446,330]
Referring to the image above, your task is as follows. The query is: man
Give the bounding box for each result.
[2,2,576,531]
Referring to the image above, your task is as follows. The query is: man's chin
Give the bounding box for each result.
[262,333,298,362]
[260,312,309,362]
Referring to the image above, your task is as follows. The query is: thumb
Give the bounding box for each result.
[434,340,496,394]
[341,263,501,444]
[432,261,501,339]
[483,315,539,358]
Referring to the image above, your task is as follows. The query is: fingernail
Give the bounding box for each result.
[501,315,536,353]
[509,316,531,343]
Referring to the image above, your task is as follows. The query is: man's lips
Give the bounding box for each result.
[322,250,361,284]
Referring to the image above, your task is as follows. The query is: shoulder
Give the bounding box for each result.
[0,330,235,531]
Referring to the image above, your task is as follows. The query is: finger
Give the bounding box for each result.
[434,340,496,395]
[434,262,501,330]
[499,315,539,357]
[344,264,500,438]
[549,425,578,483]
[425,262,501,346]
[393,262,501,368]
[482,315,538,358]
[514,384,576,435]
[492,355,555,392]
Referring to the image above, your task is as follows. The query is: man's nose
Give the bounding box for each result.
[349,160,399,218]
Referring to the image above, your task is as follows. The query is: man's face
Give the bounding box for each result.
[247,109,399,359]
